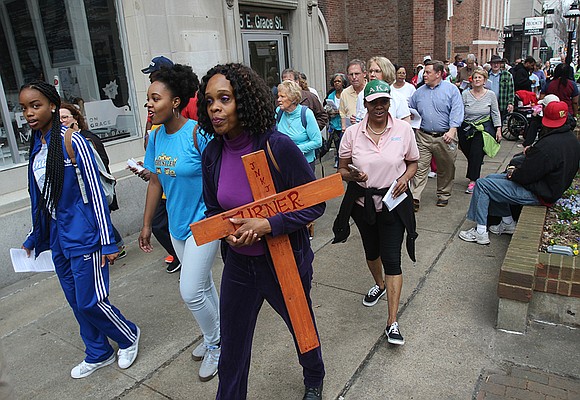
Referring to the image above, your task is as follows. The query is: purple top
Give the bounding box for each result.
[217,131,265,256]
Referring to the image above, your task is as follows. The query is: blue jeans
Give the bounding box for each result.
[467,173,541,225]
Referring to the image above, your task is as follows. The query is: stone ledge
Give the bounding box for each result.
[496,206,545,304]
[497,205,580,332]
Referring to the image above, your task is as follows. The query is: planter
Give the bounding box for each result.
[496,206,580,333]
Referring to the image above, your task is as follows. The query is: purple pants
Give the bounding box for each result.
[216,248,325,399]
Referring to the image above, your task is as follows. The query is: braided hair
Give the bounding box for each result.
[21,81,64,215]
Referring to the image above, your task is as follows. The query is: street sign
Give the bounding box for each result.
[524,17,544,35]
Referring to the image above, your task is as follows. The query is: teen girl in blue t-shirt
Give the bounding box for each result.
[138,64,220,382]
[20,81,140,379]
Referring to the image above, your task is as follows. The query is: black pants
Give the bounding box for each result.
[331,129,343,162]
[458,123,486,181]
[523,115,541,147]
[351,204,405,276]
[152,198,179,261]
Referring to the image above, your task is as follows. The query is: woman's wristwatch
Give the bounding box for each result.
[506,166,516,178]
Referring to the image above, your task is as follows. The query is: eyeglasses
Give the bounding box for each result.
[368,69,382,74]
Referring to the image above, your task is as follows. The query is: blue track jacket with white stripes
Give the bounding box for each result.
[24,125,117,259]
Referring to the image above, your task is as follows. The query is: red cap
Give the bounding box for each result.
[542,101,568,128]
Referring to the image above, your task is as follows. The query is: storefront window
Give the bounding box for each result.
[0,0,137,168]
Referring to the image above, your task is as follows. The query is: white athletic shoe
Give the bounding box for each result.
[199,345,220,382]
[192,342,207,361]
[459,228,490,245]
[489,221,517,236]
[70,353,115,379]
[118,326,140,369]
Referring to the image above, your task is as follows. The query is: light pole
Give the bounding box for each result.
[564,1,580,65]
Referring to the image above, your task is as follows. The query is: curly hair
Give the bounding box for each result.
[150,64,199,112]
[197,63,275,138]
[21,80,63,215]
[60,103,88,130]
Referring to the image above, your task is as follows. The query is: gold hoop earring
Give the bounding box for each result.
[173,108,180,119]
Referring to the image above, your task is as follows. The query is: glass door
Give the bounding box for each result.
[242,33,289,94]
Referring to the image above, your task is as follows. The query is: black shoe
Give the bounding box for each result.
[362,284,386,307]
[166,260,181,273]
[436,199,448,207]
[413,199,420,212]
[303,384,323,400]
[385,321,405,345]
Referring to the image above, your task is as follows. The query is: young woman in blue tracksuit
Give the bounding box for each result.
[19,81,140,379]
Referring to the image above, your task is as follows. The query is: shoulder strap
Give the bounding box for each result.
[64,128,89,204]
[266,139,281,174]
[192,124,199,153]
[276,108,283,125]
[300,106,307,129]
[153,125,162,146]
[64,128,76,165]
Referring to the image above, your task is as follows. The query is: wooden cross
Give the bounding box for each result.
[190,150,344,353]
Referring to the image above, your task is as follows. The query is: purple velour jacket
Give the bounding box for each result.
[201,128,325,276]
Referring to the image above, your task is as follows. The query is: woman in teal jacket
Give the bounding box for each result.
[276,80,322,171]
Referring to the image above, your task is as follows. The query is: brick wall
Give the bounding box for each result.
[535,253,580,298]
[498,206,580,304]
[318,0,505,90]
[318,0,347,43]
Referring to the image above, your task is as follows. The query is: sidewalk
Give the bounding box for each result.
[1,139,579,400]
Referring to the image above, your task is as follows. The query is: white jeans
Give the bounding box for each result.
[171,235,220,346]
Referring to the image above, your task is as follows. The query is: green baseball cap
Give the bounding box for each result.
[364,80,392,102]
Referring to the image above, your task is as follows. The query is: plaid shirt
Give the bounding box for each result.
[496,70,514,112]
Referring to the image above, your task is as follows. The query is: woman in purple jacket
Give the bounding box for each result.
[197,63,325,400]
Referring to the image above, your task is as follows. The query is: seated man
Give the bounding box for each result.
[459,101,580,245]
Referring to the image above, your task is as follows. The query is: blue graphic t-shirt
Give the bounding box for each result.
[144,119,209,240]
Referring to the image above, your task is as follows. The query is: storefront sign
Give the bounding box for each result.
[240,10,287,30]
[524,17,544,36]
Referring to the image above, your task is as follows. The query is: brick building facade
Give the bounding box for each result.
[319,0,504,91]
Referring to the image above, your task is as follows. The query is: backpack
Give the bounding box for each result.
[64,129,116,206]
[276,106,307,129]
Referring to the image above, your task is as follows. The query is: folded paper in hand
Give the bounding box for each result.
[10,248,55,272]
[127,158,144,172]
[382,180,407,211]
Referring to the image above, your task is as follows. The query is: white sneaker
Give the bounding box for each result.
[70,353,115,379]
[459,228,490,245]
[199,345,220,382]
[489,221,517,235]
[191,342,207,361]
[118,326,140,369]
[428,171,437,178]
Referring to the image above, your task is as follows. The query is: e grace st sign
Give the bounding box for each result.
[240,10,288,30]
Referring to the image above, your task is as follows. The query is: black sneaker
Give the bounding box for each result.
[166,260,181,274]
[117,246,127,259]
[385,321,405,345]
[363,284,385,307]
[303,384,323,400]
